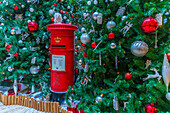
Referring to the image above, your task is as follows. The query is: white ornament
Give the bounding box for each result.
[36,37,40,44]
[143,68,162,81]
[106,21,116,29]
[162,54,170,100]
[31,57,36,64]
[30,66,39,74]
[110,0,115,2]
[110,42,117,49]
[156,13,163,26]
[49,9,55,15]
[145,60,152,69]
[8,66,14,72]
[27,20,31,23]
[1,23,4,26]
[116,7,126,16]
[87,1,91,5]
[63,16,67,20]
[21,4,25,8]
[92,12,99,20]
[30,8,34,12]
[81,27,86,32]
[97,13,103,24]
[94,0,98,4]
[22,47,27,50]
[15,27,21,34]
[166,93,170,101]
[11,29,15,34]
[67,6,71,9]
[113,96,119,111]
[121,16,127,21]
[54,13,62,23]
[13,80,18,96]
[80,33,91,44]
[18,40,23,43]
[120,22,133,36]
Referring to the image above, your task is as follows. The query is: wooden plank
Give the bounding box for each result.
[18,95,21,105]
[34,100,37,110]
[39,101,42,111]
[37,101,39,111]
[27,97,31,107]
[0,92,3,102]
[48,102,51,112]
[15,96,18,105]
[21,96,24,106]
[31,98,34,108]
[45,102,48,112]
[1,95,4,105]
[8,96,10,105]
[42,101,45,112]
[54,102,58,113]
[5,95,8,105]
[11,95,14,105]
[51,102,54,113]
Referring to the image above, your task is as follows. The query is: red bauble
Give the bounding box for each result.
[83,52,87,57]
[108,32,115,39]
[28,22,38,32]
[141,17,158,33]
[53,3,57,7]
[71,14,74,18]
[81,43,86,47]
[14,53,19,57]
[60,10,63,14]
[51,17,54,22]
[75,69,79,73]
[125,73,132,80]
[145,103,157,113]
[0,1,2,3]
[91,42,97,48]
[14,6,19,10]
[65,11,68,14]
[167,53,170,61]
[6,45,11,51]
[82,64,85,67]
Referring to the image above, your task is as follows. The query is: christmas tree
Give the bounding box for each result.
[67,0,170,112]
[0,0,76,95]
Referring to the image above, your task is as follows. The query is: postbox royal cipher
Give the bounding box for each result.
[47,24,78,93]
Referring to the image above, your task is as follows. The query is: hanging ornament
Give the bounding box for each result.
[110,43,116,49]
[6,45,11,51]
[67,6,70,9]
[97,13,103,24]
[18,40,23,43]
[51,17,54,22]
[36,37,40,44]
[77,45,81,50]
[141,17,158,33]
[14,52,19,57]
[106,21,116,29]
[110,0,115,2]
[156,13,163,26]
[8,66,14,72]
[49,9,55,15]
[84,63,89,72]
[115,55,118,69]
[81,43,86,47]
[15,27,21,34]
[81,27,86,32]
[155,31,158,48]
[53,3,57,6]
[22,32,29,40]
[166,53,170,61]
[145,103,157,113]
[31,57,36,64]
[28,22,38,32]
[54,13,62,23]
[30,66,39,74]
[143,68,161,81]
[63,16,67,20]
[1,23,4,26]
[120,22,133,36]
[60,10,63,14]
[99,52,102,66]
[108,32,115,39]
[15,14,23,20]
[94,0,98,4]
[78,59,83,65]
[11,28,15,34]
[83,52,87,57]
[125,73,132,80]
[21,4,25,8]
[162,54,170,100]
[92,11,99,20]
[75,68,79,73]
[145,60,152,69]
[87,1,91,5]
[29,8,34,12]
[71,14,74,18]
[113,96,119,111]
[121,16,127,21]
[91,42,97,48]
[14,6,19,10]
[22,47,27,50]
[116,7,126,16]
[13,80,18,96]
[95,94,103,103]
[130,41,148,57]
[80,33,91,44]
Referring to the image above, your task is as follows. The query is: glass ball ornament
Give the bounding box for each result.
[80,33,91,44]
[94,0,98,4]
[81,27,86,32]
[121,16,127,21]
[27,20,31,23]
[78,59,83,65]
[0,27,2,29]
[49,9,55,15]
[29,8,34,12]
[18,40,23,43]
[87,1,91,5]
[28,13,31,17]
[1,23,4,26]
[130,41,148,57]
[22,47,27,50]
[11,28,15,34]
[28,22,38,32]
[75,36,78,41]
[30,66,39,74]
[21,4,25,8]
[8,66,14,72]
[92,12,99,20]
[77,45,81,50]
[141,17,158,33]
[95,95,103,103]
[110,43,116,49]
[63,16,67,20]
[106,21,116,29]
[166,93,170,101]
[67,6,70,9]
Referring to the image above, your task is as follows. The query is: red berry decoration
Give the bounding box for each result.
[65,11,68,14]
[141,17,158,33]
[125,73,132,80]
[28,22,38,32]
[82,64,85,67]
[60,10,63,14]
[14,6,19,10]
[167,52,170,61]
[83,52,87,57]
[71,14,74,18]
[53,3,57,7]
[91,42,97,48]
[81,43,86,47]
[51,17,54,22]
[108,32,115,39]
[14,53,19,57]
[75,69,79,73]
[6,45,11,51]
[145,103,157,113]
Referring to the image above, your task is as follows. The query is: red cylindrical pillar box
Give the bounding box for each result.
[47,24,78,93]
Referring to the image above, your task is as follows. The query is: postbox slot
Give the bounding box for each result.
[52,45,65,47]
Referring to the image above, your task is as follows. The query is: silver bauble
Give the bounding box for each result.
[106,21,116,29]
[110,43,117,49]
[78,59,83,65]
[80,33,91,44]
[30,66,39,74]
[49,9,54,15]
[28,13,31,17]
[75,36,78,41]
[8,66,14,72]
[1,23,4,26]
[27,0,31,3]
[11,29,15,34]
[67,6,71,9]
[63,16,67,20]
[92,12,99,20]
[27,20,31,23]
[29,8,34,12]
[121,16,127,21]
[21,4,25,8]
[0,27,2,29]
[77,45,81,50]
[110,0,115,2]
[22,47,27,50]
[130,41,148,57]
[94,0,98,4]
[95,96,103,103]
[87,1,91,5]
[18,40,23,43]
[81,27,86,32]
[166,93,170,101]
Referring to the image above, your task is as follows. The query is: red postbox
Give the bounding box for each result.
[47,24,77,93]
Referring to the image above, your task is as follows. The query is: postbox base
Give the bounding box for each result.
[50,88,66,104]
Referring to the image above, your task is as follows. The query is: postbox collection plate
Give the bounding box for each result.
[52,55,65,71]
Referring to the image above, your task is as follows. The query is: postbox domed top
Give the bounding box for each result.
[47,23,78,31]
